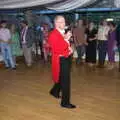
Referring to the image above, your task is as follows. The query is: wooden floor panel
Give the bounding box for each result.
[0,63,120,120]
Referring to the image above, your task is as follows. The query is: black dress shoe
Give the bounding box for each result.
[49,91,60,99]
[61,103,76,109]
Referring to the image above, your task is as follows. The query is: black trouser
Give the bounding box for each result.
[98,40,108,65]
[50,56,72,105]
[76,45,85,64]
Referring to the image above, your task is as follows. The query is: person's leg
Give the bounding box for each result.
[86,42,94,64]
[118,47,120,71]
[98,41,102,65]
[1,43,10,68]
[86,42,94,66]
[76,45,82,64]
[108,47,115,69]
[85,44,89,63]
[22,45,28,65]
[43,48,48,62]
[39,41,44,59]
[108,48,111,64]
[91,41,97,64]
[81,45,85,58]
[102,41,108,65]
[26,47,32,66]
[98,41,107,67]
[6,45,16,68]
[13,55,17,66]
[60,56,76,108]
[49,83,61,98]
[22,45,32,66]
[60,56,70,105]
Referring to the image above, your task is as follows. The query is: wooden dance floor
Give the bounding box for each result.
[0,61,120,120]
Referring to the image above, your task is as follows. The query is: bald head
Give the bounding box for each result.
[54,15,66,30]
[54,15,64,22]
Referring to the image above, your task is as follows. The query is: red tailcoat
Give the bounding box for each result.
[48,29,70,83]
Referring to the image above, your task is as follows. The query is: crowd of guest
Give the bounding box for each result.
[72,19,120,70]
[0,20,50,69]
[0,18,120,70]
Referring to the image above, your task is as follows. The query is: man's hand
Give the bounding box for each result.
[64,31,72,40]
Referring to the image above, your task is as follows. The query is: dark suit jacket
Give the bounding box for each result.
[26,27,34,48]
[20,27,34,48]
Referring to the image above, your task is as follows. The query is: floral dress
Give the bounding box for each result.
[11,32,22,56]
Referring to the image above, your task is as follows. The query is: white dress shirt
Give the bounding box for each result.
[21,26,28,44]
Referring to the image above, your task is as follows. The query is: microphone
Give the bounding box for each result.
[64,26,71,34]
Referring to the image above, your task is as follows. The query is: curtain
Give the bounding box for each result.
[0,0,61,9]
[0,0,119,10]
[47,0,98,11]
[114,0,120,7]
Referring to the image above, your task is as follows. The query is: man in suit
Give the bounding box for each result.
[20,20,34,67]
[48,16,76,109]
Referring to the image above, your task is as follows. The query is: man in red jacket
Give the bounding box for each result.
[48,15,76,109]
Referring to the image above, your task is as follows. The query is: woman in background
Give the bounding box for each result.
[97,20,110,68]
[10,24,22,66]
[86,22,97,66]
[107,22,117,69]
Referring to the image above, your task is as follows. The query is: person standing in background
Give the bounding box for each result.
[10,24,22,66]
[0,20,16,69]
[72,20,87,64]
[37,25,44,60]
[85,22,97,66]
[48,16,76,109]
[97,20,110,68]
[107,22,117,69]
[20,20,34,67]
